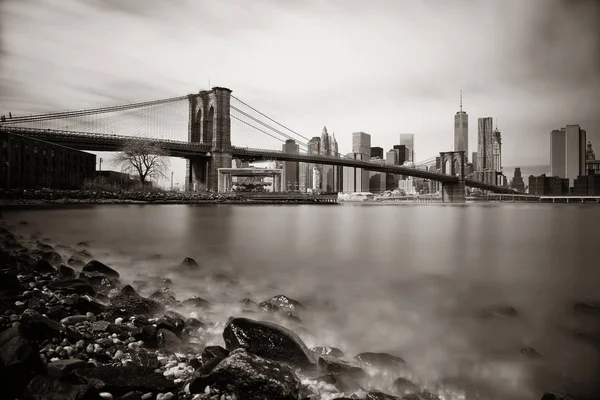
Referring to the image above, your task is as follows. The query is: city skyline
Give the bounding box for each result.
[0,0,599,186]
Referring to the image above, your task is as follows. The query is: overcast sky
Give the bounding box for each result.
[1,0,599,184]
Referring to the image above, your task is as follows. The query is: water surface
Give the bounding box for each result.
[3,203,600,399]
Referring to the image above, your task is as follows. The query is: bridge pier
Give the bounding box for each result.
[186,157,209,191]
[441,180,466,203]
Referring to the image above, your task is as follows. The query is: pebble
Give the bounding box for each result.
[86,344,94,354]
[115,317,123,325]
[141,394,153,400]
[114,350,124,360]
[156,393,174,400]
[76,340,85,349]
[99,393,113,400]
[15,301,25,307]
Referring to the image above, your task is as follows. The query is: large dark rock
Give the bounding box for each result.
[259,294,305,319]
[0,324,45,398]
[157,310,186,336]
[180,257,199,269]
[47,358,86,378]
[67,258,86,269]
[354,352,407,370]
[150,287,178,307]
[197,346,230,375]
[109,285,164,318]
[317,355,366,379]
[22,375,96,400]
[82,260,119,278]
[86,275,118,296]
[181,295,210,309]
[58,265,76,279]
[72,295,107,315]
[74,365,176,396]
[20,309,63,341]
[223,317,315,368]
[47,279,96,295]
[392,377,419,396]
[32,259,55,274]
[310,346,345,358]
[41,251,64,268]
[156,328,181,352]
[0,271,20,292]
[189,348,301,399]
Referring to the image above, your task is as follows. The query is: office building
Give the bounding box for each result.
[471,151,478,169]
[573,174,600,195]
[281,139,299,191]
[586,141,595,161]
[550,124,587,188]
[454,91,468,155]
[399,134,414,162]
[528,174,569,196]
[393,145,410,165]
[343,152,369,192]
[370,147,384,159]
[352,132,371,158]
[510,167,525,193]
[477,117,494,172]
[492,128,502,172]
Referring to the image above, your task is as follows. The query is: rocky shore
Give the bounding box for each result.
[0,189,338,207]
[0,221,585,400]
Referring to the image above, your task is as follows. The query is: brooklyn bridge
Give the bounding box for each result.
[0,87,515,202]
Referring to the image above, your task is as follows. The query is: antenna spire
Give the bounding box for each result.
[460,90,463,112]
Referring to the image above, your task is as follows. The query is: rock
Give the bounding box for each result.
[41,251,64,268]
[72,295,107,315]
[0,271,20,292]
[47,279,96,295]
[392,378,419,396]
[181,295,210,309]
[150,287,178,307]
[20,309,63,341]
[318,355,366,379]
[259,294,305,318]
[74,365,176,397]
[67,258,86,269]
[521,347,543,358]
[0,325,45,398]
[76,241,89,248]
[179,257,199,269]
[47,358,86,378]
[479,305,518,318]
[132,325,158,345]
[540,393,577,400]
[185,318,206,329]
[311,346,345,358]
[82,260,120,278]
[121,391,144,400]
[367,390,401,400]
[157,310,186,336]
[32,259,55,274]
[354,352,407,370]
[129,349,160,369]
[109,285,164,318]
[156,328,181,352]
[223,317,315,368]
[189,348,301,399]
[60,315,89,326]
[99,393,114,400]
[22,375,96,400]
[58,264,76,278]
[197,345,230,375]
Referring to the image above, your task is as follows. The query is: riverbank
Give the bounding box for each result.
[0,189,339,206]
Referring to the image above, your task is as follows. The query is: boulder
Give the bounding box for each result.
[179,257,199,269]
[354,352,407,370]
[189,348,301,399]
[74,365,176,397]
[317,355,366,379]
[109,285,164,318]
[259,294,304,319]
[47,358,86,378]
[47,279,96,295]
[392,377,419,396]
[0,325,45,398]
[82,260,120,278]
[223,317,315,368]
[150,287,178,307]
[310,346,345,358]
[22,375,96,400]
[197,346,230,375]
[58,265,76,279]
[41,251,64,268]
[156,328,181,352]
[157,310,186,336]
[181,295,210,309]
[72,295,107,315]
[32,259,55,275]
[19,309,63,341]
[67,258,86,269]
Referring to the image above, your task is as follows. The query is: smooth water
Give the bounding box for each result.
[2,203,600,399]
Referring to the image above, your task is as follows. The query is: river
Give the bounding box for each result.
[2,203,599,399]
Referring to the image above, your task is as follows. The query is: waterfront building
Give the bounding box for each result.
[573,174,600,195]
[282,139,299,191]
[550,124,587,188]
[510,167,525,193]
[528,174,569,196]
[454,91,468,156]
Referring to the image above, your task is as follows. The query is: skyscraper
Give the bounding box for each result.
[550,124,586,187]
[352,132,371,158]
[281,139,299,191]
[399,134,414,162]
[511,167,525,193]
[454,91,468,155]
[492,127,502,173]
[477,117,494,172]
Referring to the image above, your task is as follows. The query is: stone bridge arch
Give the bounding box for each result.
[186,87,232,191]
[439,151,466,202]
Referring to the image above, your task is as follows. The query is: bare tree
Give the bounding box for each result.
[113,140,169,185]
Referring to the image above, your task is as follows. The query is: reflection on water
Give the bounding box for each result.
[3,203,600,399]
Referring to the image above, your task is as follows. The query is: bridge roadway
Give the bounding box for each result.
[0,126,515,194]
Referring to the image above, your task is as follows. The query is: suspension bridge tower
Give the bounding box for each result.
[186,87,233,191]
[439,150,466,202]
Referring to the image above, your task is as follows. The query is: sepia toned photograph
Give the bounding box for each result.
[0,1,599,399]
